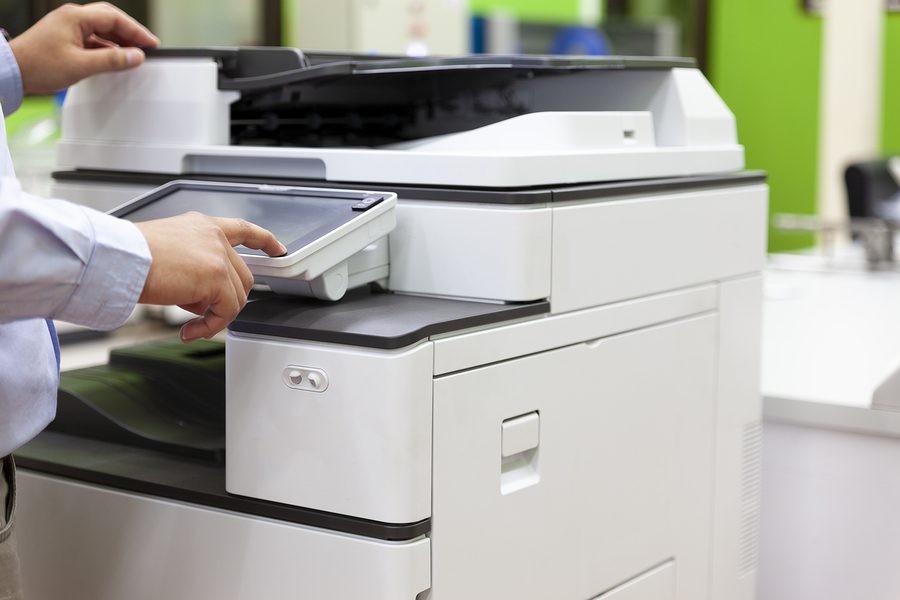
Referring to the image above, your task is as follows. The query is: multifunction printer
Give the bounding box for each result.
[14,49,767,600]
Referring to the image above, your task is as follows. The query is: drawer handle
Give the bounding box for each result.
[501,411,540,495]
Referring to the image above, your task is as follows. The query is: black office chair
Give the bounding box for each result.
[845,159,900,220]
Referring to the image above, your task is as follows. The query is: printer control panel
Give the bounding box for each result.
[111,180,397,301]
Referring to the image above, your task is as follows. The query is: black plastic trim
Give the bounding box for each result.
[144,47,240,60]
[142,48,696,92]
[15,432,430,541]
[52,169,766,206]
[219,55,696,92]
[550,172,768,202]
[230,289,551,349]
[143,47,309,79]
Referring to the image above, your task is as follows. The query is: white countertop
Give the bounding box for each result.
[763,253,900,435]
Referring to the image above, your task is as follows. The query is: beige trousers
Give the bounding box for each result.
[0,456,23,600]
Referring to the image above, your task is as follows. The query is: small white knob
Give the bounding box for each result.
[307,372,323,389]
[287,370,303,386]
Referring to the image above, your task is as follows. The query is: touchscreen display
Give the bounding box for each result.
[120,188,358,255]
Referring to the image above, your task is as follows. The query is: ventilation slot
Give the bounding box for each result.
[738,421,762,577]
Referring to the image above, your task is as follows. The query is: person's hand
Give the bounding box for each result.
[9,2,159,95]
[135,212,286,343]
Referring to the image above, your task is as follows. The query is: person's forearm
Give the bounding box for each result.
[0,176,151,329]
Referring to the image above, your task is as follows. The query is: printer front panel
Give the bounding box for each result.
[16,470,432,600]
[387,200,553,303]
[225,333,433,525]
[551,183,769,314]
[430,313,719,600]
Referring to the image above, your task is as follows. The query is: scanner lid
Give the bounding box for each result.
[142,48,702,151]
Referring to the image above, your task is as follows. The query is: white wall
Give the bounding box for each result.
[149,0,261,47]
[284,0,469,55]
[816,0,884,222]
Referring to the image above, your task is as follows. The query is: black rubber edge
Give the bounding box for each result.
[142,48,695,71]
[230,298,550,349]
[143,47,240,59]
[15,434,430,541]
[550,171,768,201]
[52,170,766,206]
[141,49,696,92]
[305,53,697,71]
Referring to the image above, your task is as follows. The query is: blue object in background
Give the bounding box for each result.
[550,25,611,55]
[472,16,487,54]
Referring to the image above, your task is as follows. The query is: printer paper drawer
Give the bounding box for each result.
[15,471,430,600]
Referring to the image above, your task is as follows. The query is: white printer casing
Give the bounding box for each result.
[15,50,767,600]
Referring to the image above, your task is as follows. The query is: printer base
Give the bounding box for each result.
[15,467,684,600]
[14,469,431,600]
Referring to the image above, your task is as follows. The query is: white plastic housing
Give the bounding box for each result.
[62,58,238,146]
[226,336,434,524]
[387,200,552,302]
[53,179,767,309]
[549,184,768,312]
[57,63,744,187]
[221,277,764,598]
[15,472,430,600]
[15,257,765,600]
[431,314,718,599]
[387,183,768,308]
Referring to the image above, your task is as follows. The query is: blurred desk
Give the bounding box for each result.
[759,258,900,600]
[764,261,900,419]
[59,319,179,372]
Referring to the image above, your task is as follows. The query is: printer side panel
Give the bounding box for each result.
[710,275,764,600]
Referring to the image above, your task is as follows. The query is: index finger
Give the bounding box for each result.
[78,3,160,48]
[212,217,287,257]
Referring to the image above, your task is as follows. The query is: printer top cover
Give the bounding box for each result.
[58,48,745,187]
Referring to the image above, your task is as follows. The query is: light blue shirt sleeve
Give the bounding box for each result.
[0,37,23,117]
[0,35,151,457]
[0,176,152,330]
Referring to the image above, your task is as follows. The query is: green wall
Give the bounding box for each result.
[708,0,822,251]
[4,97,57,139]
[883,14,900,153]
[469,0,590,24]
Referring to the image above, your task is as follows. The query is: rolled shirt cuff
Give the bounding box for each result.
[0,37,23,117]
[53,209,151,330]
